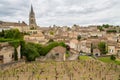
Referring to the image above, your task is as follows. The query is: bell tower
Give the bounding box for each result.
[29,5,37,29]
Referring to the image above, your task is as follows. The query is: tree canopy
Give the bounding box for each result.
[77,35,81,41]
[0,29,23,40]
[98,42,107,55]
[21,42,66,61]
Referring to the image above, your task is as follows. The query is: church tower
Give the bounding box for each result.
[29,5,37,29]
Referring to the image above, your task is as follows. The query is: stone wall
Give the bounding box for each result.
[0,60,25,71]
[0,42,21,64]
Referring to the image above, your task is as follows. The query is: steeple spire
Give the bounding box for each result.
[31,4,34,14]
[29,4,37,29]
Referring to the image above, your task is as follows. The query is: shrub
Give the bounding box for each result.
[4,29,23,39]
[98,42,107,55]
[110,55,116,61]
[22,43,40,61]
[77,35,81,41]
[21,41,66,61]
[107,30,117,33]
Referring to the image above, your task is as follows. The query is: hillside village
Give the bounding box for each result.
[0,4,120,80]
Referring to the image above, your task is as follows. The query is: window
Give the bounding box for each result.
[55,53,59,56]
[109,49,113,53]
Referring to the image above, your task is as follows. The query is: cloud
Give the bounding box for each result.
[0,0,120,26]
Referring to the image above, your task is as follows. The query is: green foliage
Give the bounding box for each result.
[9,40,20,48]
[0,29,23,61]
[77,35,81,41]
[20,41,66,61]
[49,31,54,35]
[3,29,23,39]
[98,57,120,65]
[98,42,107,55]
[97,26,104,31]
[66,45,70,51]
[91,43,93,53]
[14,48,18,61]
[107,30,117,33]
[79,56,92,60]
[0,38,14,42]
[67,27,71,31]
[0,30,5,37]
[20,40,25,59]
[30,27,36,30]
[40,42,66,56]
[97,24,110,31]
[0,38,21,48]
[110,55,116,61]
[102,24,110,28]
[0,29,23,48]
[21,42,40,61]
[66,53,70,58]
[47,39,54,43]
[58,42,66,47]
[98,57,113,63]
[66,51,70,58]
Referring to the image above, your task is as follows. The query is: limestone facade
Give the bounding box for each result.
[0,42,21,64]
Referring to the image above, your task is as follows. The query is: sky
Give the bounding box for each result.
[0,0,120,27]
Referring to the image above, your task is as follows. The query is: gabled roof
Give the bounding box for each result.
[0,21,27,26]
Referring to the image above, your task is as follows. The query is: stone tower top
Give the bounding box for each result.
[29,4,37,29]
[30,5,34,15]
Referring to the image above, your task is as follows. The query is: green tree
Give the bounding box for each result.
[91,43,93,53]
[39,42,66,56]
[59,42,66,47]
[0,30,5,37]
[20,41,66,61]
[103,24,110,28]
[77,35,81,41]
[9,40,20,48]
[97,26,104,31]
[50,31,54,35]
[110,55,116,61]
[21,43,40,61]
[14,48,18,61]
[20,40,25,59]
[98,42,107,55]
[4,29,23,39]
[107,30,117,33]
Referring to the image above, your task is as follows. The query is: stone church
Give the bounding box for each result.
[0,4,39,32]
[29,5,38,29]
[24,5,46,44]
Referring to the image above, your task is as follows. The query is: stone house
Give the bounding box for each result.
[68,31,78,39]
[90,31,105,37]
[0,27,10,32]
[46,46,66,61]
[93,49,100,56]
[70,39,78,50]
[77,40,91,53]
[107,41,117,55]
[0,21,29,32]
[0,42,21,64]
[106,34,118,42]
[70,39,91,53]
[24,30,46,44]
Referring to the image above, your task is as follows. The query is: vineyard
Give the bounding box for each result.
[0,60,120,80]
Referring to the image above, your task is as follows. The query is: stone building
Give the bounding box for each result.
[29,5,37,29]
[0,42,21,64]
[24,30,46,44]
[0,21,29,32]
[45,46,66,61]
